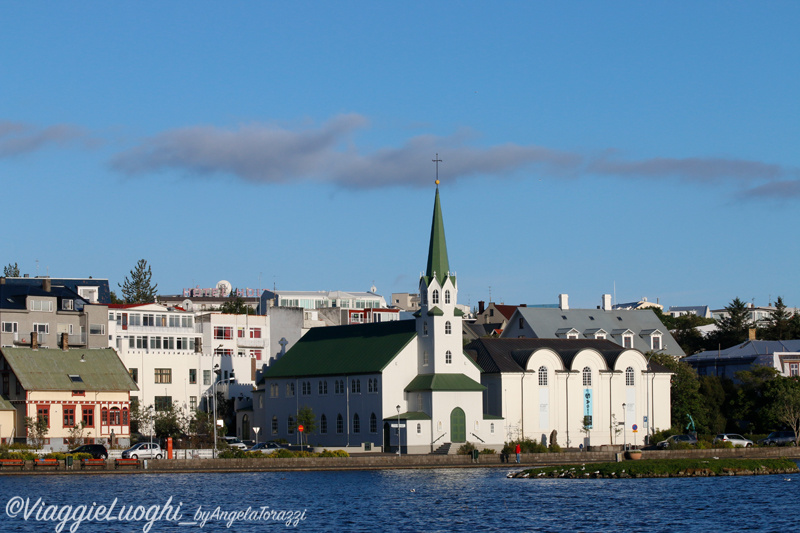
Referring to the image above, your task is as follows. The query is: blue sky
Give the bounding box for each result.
[1,3,798,311]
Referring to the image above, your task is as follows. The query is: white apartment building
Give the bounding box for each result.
[108,304,269,415]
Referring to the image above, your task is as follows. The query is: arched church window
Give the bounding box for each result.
[583,367,592,387]
[445,350,452,364]
[445,321,451,334]
[538,366,548,386]
[432,290,439,304]
[445,290,451,304]
[626,367,635,386]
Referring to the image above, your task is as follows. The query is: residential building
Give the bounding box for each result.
[683,340,800,380]
[466,337,672,447]
[260,289,387,312]
[0,346,137,450]
[1,277,109,350]
[500,294,685,357]
[1,276,111,304]
[711,303,799,328]
[612,297,663,312]
[391,293,420,312]
[253,185,502,453]
[667,306,712,319]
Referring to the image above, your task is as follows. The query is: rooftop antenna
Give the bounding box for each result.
[488,285,492,303]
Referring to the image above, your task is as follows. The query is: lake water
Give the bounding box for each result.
[1,467,797,532]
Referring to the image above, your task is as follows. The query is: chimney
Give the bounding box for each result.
[0,277,5,284]
[42,278,51,292]
[748,328,757,341]
[61,332,69,351]
[478,301,485,314]
[559,294,569,310]
[31,331,38,349]
[602,294,612,311]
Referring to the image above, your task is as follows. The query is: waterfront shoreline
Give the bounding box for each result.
[2,446,799,475]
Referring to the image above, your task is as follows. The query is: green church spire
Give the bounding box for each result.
[425,186,450,286]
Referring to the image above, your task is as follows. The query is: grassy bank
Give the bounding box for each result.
[513,458,799,479]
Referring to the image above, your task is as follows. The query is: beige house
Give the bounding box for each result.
[0,395,14,444]
[0,347,138,450]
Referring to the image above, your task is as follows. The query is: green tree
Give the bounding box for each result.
[109,290,123,304]
[762,296,793,340]
[119,259,158,304]
[25,416,49,449]
[219,288,254,315]
[296,405,317,446]
[763,377,800,445]
[648,351,708,433]
[731,366,780,432]
[714,297,752,348]
[153,401,186,440]
[3,262,20,277]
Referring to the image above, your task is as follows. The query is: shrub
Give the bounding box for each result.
[457,442,477,455]
[503,438,549,455]
[0,451,36,460]
[318,449,349,457]
[480,448,496,454]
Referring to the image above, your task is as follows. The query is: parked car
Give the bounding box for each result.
[713,434,753,447]
[122,442,163,459]
[656,434,698,449]
[759,431,797,446]
[248,442,283,454]
[68,444,108,459]
[224,436,247,450]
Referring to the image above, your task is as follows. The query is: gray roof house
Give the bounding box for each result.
[501,307,685,357]
[683,340,800,380]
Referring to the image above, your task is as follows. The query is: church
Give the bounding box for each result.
[253,182,503,453]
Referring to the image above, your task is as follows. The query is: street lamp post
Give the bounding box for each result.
[396,405,401,457]
[622,403,627,451]
[211,344,223,459]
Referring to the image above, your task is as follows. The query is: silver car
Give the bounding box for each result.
[713,433,753,447]
[122,442,163,459]
[657,434,698,449]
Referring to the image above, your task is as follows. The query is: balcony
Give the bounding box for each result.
[68,333,87,346]
[237,338,266,348]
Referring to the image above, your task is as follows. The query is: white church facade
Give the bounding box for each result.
[254,184,503,453]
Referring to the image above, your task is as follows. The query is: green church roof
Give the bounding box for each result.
[260,320,417,380]
[404,373,486,392]
[425,187,452,287]
[0,347,138,392]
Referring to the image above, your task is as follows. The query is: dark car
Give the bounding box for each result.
[656,434,698,449]
[68,444,108,459]
[759,431,797,446]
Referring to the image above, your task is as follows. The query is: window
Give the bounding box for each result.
[271,416,278,435]
[539,366,548,386]
[189,396,197,410]
[445,321,452,335]
[89,324,105,335]
[37,405,49,427]
[250,328,262,339]
[423,322,428,336]
[791,363,799,377]
[432,290,439,305]
[351,379,361,394]
[336,414,344,434]
[320,415,327,434]
[286,383,295,397]
[72,390,85,396]
[302,381,311,395]
[623,335,633,349]
[63,406,75,427]
[567,332,579,340]
[29,300,53,312]
[251,349,262,360]
[238,327,245,338]
[101,407,108,425]
[150,336,162,349]
[582,367,592,387]
[1,322,17,334]
[423,351,429,366]
[319,380,328,395]
[154,397,172,411]
[353,413,360,434]
[335,380,345,395]
[445,290,451,304]
[288,416,295,434]
[270,383,279,398]
[69,374,83,383]
[154,368,172,384]
[519,317,524,329]
[142,314,155,326]
[203,370,211,386]
[2,374,8,395]
[33,323,49,337]
[651,335,662,351]
[445,350,452,364]
[188,369,197,384]
[214,348,233,357]
[370,413,377,433]
[82,407,94,427]
[214,327,233,340]
[626,367,635,386]
[122,407,129,426]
